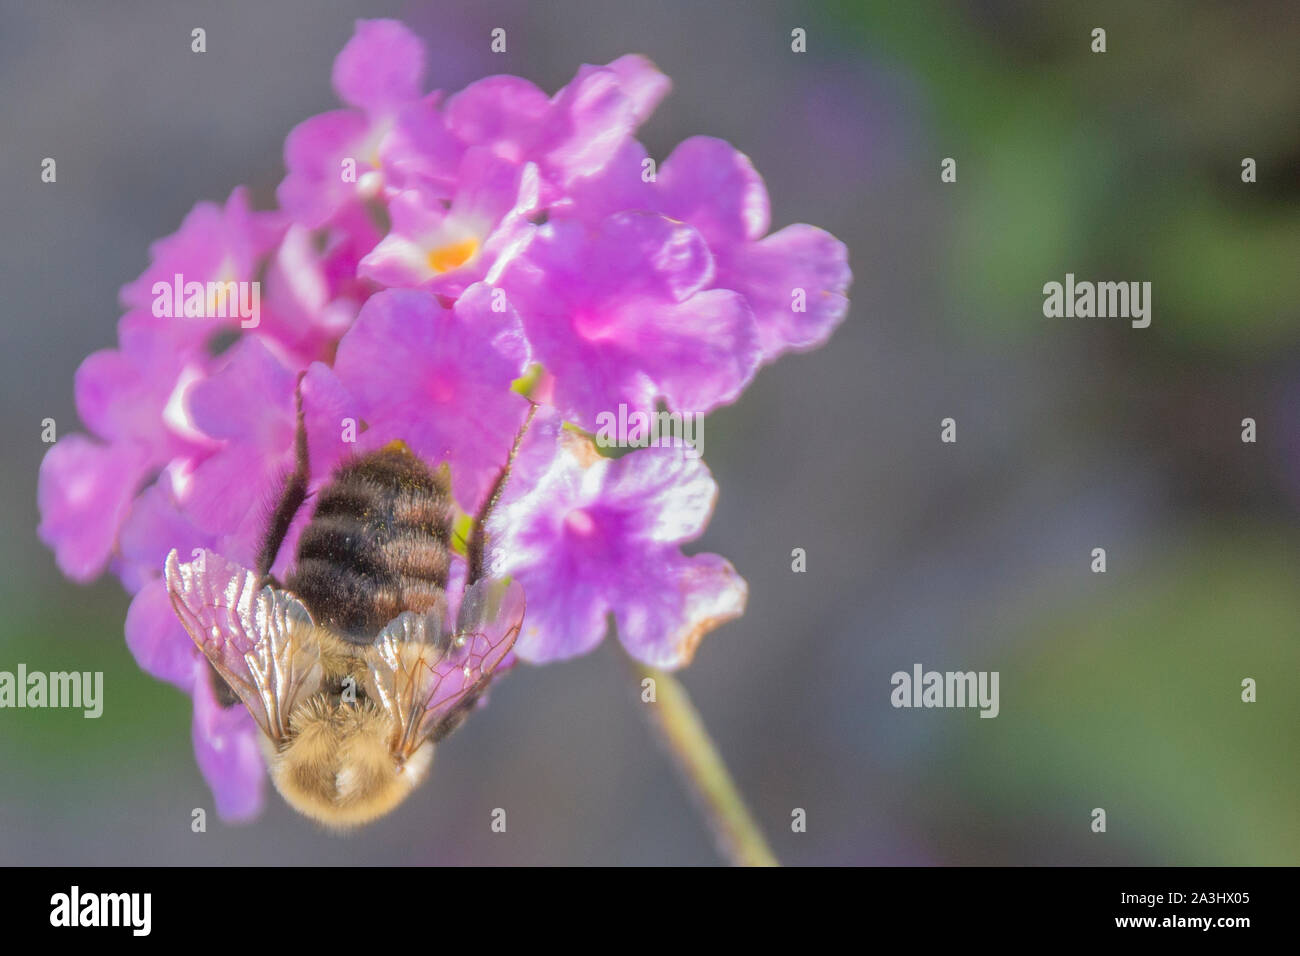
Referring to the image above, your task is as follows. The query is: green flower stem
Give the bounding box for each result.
[631,662,779,867]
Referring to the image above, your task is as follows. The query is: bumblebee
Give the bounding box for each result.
[166,386,532,829]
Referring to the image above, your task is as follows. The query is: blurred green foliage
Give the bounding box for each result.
[0,585,188,778]
[826,0,1300,352]
[943,528,1300,864]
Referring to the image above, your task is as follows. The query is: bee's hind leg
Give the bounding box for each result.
[256,372,310,584]
[465,403,537,587]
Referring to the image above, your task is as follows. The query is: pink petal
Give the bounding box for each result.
[543,65,641,185]
[187,337,296,445]
[716,223,851,361]
[601,448,720,544]
[382,94,463,195]
[125,578,200,690]
[37,436,150,582]
[301,361,366,485]
[115,478,212,594]
[445,75,550,162]
[332,289,529,510]
[616,551,748,669]
[602,54,671,123]
[658,136,770,245]
[191,666,266,823]
[278,109,374,228]
[621,288,759,416]
[331,19,425,111]
[509,554,613,663]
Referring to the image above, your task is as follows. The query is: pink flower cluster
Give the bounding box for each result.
[37,20,851,818]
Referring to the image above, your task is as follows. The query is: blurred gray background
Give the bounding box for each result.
[2,0,1297,865]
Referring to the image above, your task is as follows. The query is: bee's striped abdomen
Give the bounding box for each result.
[287,447,452,641]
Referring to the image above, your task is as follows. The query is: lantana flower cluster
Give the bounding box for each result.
[37,19,850,819]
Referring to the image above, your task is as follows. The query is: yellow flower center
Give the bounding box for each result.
[426,237,479,273]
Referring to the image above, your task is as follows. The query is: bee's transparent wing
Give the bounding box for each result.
[361,594,449,758]
[364,578,523,758]
[164,548,322,744]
